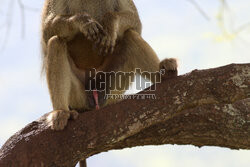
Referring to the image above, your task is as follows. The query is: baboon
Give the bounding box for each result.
[42,0,177,130]
[41,0,177,166]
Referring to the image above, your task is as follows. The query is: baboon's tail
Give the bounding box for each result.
[79,159,87,167]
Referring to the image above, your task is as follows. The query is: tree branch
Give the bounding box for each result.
[0,64,249,167]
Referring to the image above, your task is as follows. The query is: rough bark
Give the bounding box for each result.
[0,63,249,167]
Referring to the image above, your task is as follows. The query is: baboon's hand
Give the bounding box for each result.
[99,16,119,55]
[70,14,105,43]
[81,20,105,43]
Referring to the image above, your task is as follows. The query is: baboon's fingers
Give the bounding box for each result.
[96,23,105,35]
[95,37,101,45]
[92,24,99,39]
[100,36,107,46]
[69,110,79,120]
[110,45,114,54]
[98,38,107,56]
[109,36,116,54]
[87,26,96,40]
[104,38,111,54]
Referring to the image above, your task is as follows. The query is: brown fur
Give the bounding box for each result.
[41,0,177,132]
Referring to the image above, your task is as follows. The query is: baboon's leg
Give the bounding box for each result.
[96,30,158,104]
[100,30,160,78]
[46,36,86,130]
[98,30,177,104]
[46,36,72,110]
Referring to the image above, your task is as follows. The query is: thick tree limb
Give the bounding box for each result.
[0,64,249,167]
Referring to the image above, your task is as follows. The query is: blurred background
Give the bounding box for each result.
[0,0,249,166]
